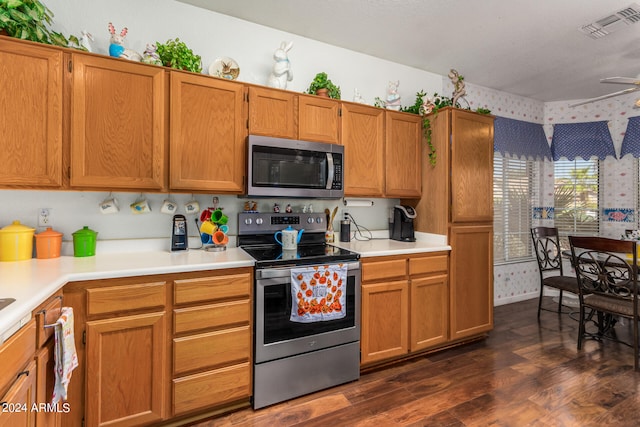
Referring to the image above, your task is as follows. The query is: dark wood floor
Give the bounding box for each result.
[194,297,640,426]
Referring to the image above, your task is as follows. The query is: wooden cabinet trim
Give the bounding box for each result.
[0,319,36,398]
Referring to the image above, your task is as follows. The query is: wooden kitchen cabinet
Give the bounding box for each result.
[340,103,385,196]
[408,107,495,342]
[0,360,37,427]
[170,72,246,193]
[248,86,340,144]
[0,39,63,188]
[450,225,493,340]
[360,252,449,366]
[172,269,252,416]
[70,53,167,190]
[248,86,297,139]
[385,111,422,198]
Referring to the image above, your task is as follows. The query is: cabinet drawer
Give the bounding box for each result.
[409,255,448,276]
[173,362,251,415]
[174,273,251,305]
[0,319,36,397]
[34,294,62,348]
[174,299,250,334]
[362,258,407,281]
[173,326,250,375]
[87,281,166,316]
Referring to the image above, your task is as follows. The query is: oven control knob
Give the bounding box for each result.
[244,218,252,225]
[307,217,314,224]
[316,217,323,224]
[256,218,263,225]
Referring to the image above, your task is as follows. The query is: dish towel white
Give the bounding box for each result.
[290,263,347,323]
[52,307,79,404]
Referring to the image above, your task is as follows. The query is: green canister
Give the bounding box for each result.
[72,226,98,257]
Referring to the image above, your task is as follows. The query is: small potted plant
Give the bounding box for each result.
[306,72,341,99]
[0,0,81,48]
[155,38,202,73]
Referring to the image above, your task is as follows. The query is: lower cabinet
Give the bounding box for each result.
[0,360,37,427]
[360,252,449,366]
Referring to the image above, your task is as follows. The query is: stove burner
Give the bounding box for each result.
[240,243,359,268]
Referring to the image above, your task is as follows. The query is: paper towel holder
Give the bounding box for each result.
[342,198,374,207]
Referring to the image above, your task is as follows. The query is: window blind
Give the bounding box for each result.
[553,159,600,249]
[493,154,534,263]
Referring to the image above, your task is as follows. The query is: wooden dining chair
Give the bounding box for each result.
[531,227,580,318]
[568,236,639,370]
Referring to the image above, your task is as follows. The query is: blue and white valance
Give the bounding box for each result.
[621,116,640,158]
[494,117,552,161]
[550,121,616,161]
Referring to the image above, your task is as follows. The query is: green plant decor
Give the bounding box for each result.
[306,72,341,99]
[156,38,202,73]
[0,0,82,48]
[401,91,491,166]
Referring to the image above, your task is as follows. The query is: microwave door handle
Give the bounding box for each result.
[326,153,335,190]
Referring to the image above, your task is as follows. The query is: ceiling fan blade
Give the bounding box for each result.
[569,87,640,107]
[600,77,640,85]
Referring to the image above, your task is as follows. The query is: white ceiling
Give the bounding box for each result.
[178,0,640,103]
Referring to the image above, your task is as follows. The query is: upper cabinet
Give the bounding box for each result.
[169,72,246,193]
[385,111,422,198]
[341,103,385,197]
[0,40,63,188]
[248,87,340,144]
[70,54,167,190]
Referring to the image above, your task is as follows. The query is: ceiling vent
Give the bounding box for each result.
[580,3,640,39]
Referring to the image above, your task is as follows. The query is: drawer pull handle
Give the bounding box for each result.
[16,370,29,379]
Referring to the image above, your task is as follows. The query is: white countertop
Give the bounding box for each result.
[0,232,449,342]
[331,231,450,257]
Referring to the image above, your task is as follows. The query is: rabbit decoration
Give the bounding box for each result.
[141,43,162,66]
[108,22,142,62]
[80,30,94,52]
[267,41,293,89]
[384,80,402,110]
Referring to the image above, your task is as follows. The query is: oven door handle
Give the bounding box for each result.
[325,153,335,190]
[256,262,360,281]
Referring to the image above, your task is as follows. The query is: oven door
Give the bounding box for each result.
[254,261,360,363]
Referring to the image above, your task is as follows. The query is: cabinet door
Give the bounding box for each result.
[450,110,494,223]
[0,40,63,188]
[341,103,385,196]
[298,94,340,144]
[248,86,296,139]
[71,55,166,190]
[170,73,245,192]
[410,274,448,351]
[450,225,493,340]
[360,281,409,365]
[0,360,36,427]
[86,312,166,427]
[385,111,422,197]
[35,342,60,427]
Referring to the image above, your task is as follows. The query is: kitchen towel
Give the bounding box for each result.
[290,263,347,323]
[52,307,79,404]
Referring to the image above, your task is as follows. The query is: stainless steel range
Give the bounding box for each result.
[238,212,361,409]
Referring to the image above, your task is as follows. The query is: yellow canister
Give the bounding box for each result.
[0,221,35,262]
[35,227,63,259]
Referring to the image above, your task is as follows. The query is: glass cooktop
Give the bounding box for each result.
[241,244,359,268]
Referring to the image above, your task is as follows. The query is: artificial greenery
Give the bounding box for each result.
[401,91,491,166]
[156,38,202,73]
[0,0,81,48]
[306,72,341,99]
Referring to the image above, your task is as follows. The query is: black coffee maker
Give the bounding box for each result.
[390,205,416,242]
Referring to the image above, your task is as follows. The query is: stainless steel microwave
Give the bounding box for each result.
[247,135,344,198]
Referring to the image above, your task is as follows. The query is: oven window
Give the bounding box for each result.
[262,276,356,344]
[252,146,327,189]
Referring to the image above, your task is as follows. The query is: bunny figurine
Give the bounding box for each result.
[80,30,94,52]
[108,22,142,62]
[267,41,293,89]
[141,43,162,66]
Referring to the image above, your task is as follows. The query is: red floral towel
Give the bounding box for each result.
[290,264,347,323]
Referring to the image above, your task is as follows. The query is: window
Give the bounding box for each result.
[493,154,535,263]
[554,159,600,249]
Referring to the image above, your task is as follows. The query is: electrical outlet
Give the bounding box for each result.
[38,208,51,227]
[342,209,350,220]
